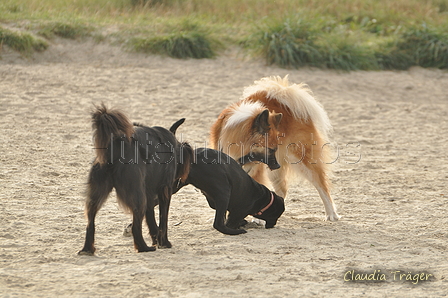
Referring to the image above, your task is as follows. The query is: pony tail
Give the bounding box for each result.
[91,103,134,165]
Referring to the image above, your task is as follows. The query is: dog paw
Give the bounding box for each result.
[251,218,266,226]
[239,219,249,227]
[123,223,133,237]
[228,229,247,235]
[326,213,341,222]
[138,246,157,252]
[217,226,247,235]
[157,241,172,249]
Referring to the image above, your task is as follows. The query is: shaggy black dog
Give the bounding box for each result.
[79,104,192,255]
[175,148,285,235]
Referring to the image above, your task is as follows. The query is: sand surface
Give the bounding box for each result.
[1,40,447,297]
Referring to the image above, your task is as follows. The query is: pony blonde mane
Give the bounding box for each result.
[242,75,332,139]
[224,101,266,129]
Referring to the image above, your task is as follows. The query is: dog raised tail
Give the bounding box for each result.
[169,118,186,135]
[91,103,134,165]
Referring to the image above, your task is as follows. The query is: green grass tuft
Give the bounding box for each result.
[248,19,322,68]
[315,31,380,70]
[130,31,216,59]
[38,22,94,39]
[0,26,48,55]
[246,19,380,71]
[127,20,219,59]
[246,19,448,70]
[131,0,174,6]
[375,24,448,70]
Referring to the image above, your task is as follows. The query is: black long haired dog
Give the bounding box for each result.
[174,148,285,235]
[79,104,192,255]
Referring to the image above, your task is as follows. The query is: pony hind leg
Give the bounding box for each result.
[286,131,340,221]
[156,185,173,248]
[295,162,340,221]
[79,164,113,255]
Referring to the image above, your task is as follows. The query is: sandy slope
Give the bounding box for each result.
[1,40,447,297]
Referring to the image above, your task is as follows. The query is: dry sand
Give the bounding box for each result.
[1,39,447,297]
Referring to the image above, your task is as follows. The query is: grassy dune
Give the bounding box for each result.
[1,0,448,69]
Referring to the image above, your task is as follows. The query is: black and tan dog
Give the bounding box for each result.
[79,104,192,255]
[175,148,285,235]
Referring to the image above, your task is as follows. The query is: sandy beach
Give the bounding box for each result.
[1,39,447,297]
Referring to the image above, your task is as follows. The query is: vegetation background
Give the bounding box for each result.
[1,0,448,68]
[1,2,448,297]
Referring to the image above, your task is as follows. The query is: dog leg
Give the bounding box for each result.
[145,200,159,247]
[131,212,156,252]
[116,181,155,252]
[214,209,247,235]
[144,185,159,246]
[132,191,155,252]
[79,164,113,255]
[226,211,249,234]
[212,194,247,235]
[157,186,172,248]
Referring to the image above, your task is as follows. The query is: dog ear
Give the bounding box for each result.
[170,118,186,135]
[253,109,270,134]
[272,112,283,129]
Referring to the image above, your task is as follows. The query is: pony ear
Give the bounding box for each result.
[253,109,270,134]
[272,112,283,129]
